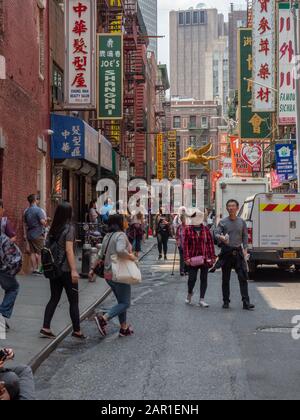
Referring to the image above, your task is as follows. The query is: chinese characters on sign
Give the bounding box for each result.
[51,114,98,165]
[168,131,177,180]
[252,0,276,112]
[156,134,164,180]
[230,136,253,176]
[97,34,123,120]
[278,3,297,125]
[239,29,271,140]
[64,0,96,108]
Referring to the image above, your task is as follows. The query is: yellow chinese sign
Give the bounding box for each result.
[156,134,164,180]
[168,131,177,180]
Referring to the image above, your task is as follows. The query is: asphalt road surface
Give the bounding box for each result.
[35,242,300,400]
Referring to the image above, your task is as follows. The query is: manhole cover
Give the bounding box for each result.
[256,327,296,334]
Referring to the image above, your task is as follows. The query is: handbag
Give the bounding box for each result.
[111,254,142,285]
[190,256,205,267]
[94,233,114,278]
[188,226,208,268]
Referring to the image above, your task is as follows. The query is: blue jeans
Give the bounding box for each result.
[106,280,131,325]
[0,272,20,319]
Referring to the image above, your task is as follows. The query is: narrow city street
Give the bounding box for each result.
[35,242,300,401]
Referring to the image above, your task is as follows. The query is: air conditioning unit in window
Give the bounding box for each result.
[37,0,46,9]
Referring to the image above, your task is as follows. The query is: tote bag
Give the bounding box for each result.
[111,254,142,285]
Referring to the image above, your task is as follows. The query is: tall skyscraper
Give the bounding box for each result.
[170,6,228,106]
[138,0,158,58]
[228,5,247,92]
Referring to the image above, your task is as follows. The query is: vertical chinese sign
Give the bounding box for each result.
[278,2,297,125]
[156,134,164,180]
[64,0,96,109]
[252,0,276,112]
[97,34,123,120]
[168,131,177,180]
[238,28,271,140]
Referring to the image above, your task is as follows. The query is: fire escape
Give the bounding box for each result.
[97,0,147,175]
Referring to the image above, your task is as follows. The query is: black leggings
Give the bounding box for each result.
[43,272,80,333]
[188,266,209,299]
[157,232,169,257]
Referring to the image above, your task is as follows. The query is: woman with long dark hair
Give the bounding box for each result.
[40,202,85,340]
[89,214,136,338]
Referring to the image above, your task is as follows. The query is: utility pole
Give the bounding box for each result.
[292,0,300,192]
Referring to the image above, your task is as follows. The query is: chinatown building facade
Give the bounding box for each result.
[0,0,51,242]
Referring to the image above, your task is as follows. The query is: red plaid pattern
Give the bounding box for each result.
[183,225,216,263]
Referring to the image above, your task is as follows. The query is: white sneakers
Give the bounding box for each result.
[185,295,210,308]
[199,300,210,308]
[185,294,193,305]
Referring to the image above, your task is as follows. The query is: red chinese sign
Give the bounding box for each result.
[252,0,275,112]
[65,0,96,108]
[278,3,297,125]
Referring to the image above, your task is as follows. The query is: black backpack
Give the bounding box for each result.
[41,227,69,280]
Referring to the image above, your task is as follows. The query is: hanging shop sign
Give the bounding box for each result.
[275,143,295,179]
[278,2,297,125]
[97,34,123,120]
[252,0,276,112]
[238,28,271,140]
[51,114,98,165]
[156,134,164,180]
[64,0,96,109]
[167,131,177,180]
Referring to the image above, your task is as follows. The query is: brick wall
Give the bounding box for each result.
[0,0,51,244]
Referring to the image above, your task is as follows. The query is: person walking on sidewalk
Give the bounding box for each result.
[214,199,255,311]
[40,202,85,340]
[90,214,137,338]
[184,211,216,307]
[24,195,47,275]
[0,200,20,331]
[176,214,188,276]
[154,208,172,261]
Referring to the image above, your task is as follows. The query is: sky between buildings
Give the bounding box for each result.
[157,0,246,68]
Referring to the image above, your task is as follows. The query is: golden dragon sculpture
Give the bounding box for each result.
[180,143,220,171]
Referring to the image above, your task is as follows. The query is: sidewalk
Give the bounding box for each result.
[0,238,156,370]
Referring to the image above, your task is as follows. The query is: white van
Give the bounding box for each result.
[239,193,300,279]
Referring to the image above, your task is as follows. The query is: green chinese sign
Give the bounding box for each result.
[238,29,271,140]
[97,34,123,120]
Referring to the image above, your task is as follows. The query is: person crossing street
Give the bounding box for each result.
[215,199,255,311]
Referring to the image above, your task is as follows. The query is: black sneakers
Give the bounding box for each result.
[243,302,255,311]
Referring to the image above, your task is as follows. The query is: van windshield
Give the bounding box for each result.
[239,201,254,221]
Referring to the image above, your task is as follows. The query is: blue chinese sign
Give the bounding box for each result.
[51,114,98,164]
[275,143,295,179]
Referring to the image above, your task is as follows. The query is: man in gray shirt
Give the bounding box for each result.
[215,199,255,311]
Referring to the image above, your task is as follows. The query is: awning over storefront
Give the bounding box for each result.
[51,114,98,165]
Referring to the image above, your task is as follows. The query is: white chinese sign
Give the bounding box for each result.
[278,3,297,125]
[252,0,276,112]
[64,0,96,109]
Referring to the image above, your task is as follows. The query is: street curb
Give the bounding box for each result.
[30,241,156,373]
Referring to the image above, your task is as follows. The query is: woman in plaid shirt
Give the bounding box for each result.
[184,211,216,307]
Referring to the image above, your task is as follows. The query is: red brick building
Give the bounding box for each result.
[0,0,51,241]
